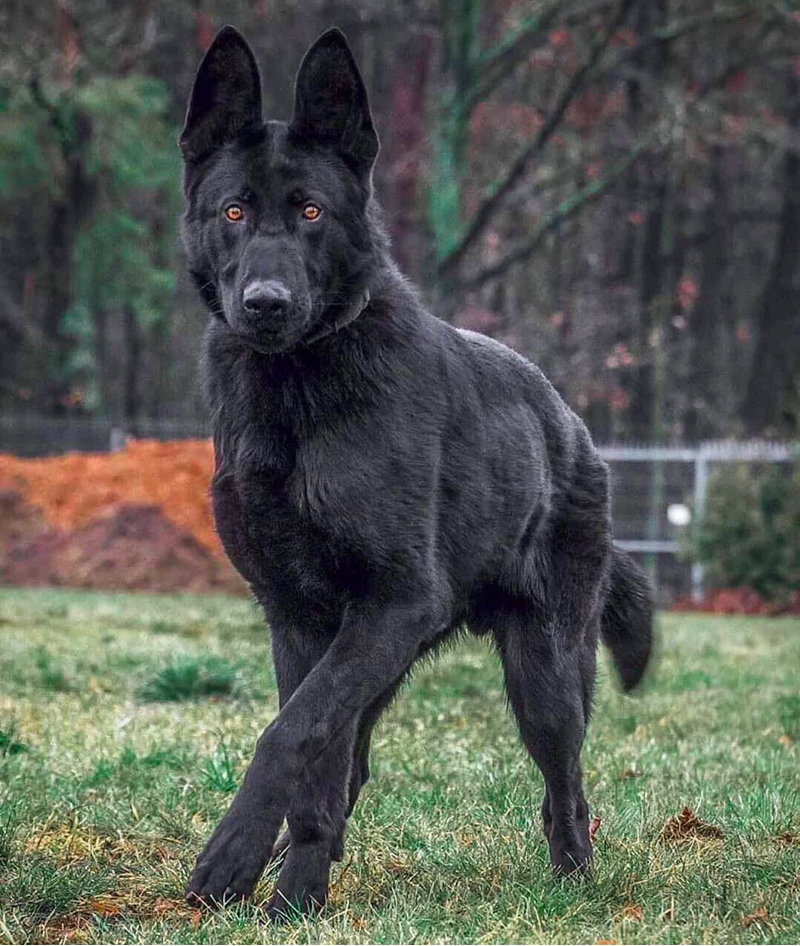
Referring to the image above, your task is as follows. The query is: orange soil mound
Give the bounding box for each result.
[0,440,220,556]
[2,503,246,595]
[0,490,48,567]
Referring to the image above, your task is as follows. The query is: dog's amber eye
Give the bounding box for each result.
[224,204,244,222]
[301,203,322,221]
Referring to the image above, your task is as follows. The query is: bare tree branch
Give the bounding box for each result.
[462,137,650,290]
[460,22,781,294]
[437,0,639,278]
[464,1,566,112]
[602,7,753,79]
[0,293,50,350]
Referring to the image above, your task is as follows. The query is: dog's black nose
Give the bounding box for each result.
[242,280,292,317]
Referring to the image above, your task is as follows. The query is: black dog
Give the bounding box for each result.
[179,25,653,918]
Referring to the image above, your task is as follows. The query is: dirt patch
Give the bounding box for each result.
[0,490,48,567]
[0,440,251,595]
[0,439,219,554]
[2,503,246,596]
[659,807,724,842]
[38,893,202,944]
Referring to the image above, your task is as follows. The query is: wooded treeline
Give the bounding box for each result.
[1,0,798,442]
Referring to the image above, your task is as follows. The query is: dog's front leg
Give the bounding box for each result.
[186,600,437,911]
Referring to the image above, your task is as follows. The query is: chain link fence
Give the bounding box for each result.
[599,442,797,602]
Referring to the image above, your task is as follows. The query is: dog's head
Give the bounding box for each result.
[180,27,382,353]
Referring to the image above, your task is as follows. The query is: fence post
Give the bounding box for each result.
[691,446,708,603]
[109,426,127,452]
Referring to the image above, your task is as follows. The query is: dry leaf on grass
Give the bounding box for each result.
[741,906,769,927]
[776,832,799,845]
[40,915,91,944]
[660,807,723,841]
[589,815,602,840]
[86,897,123,918]
[152,897,177,915]
[622,903,643,921]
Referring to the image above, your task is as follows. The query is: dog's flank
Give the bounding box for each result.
[180,24,653,918]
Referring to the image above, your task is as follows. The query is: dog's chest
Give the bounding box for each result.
[210,420,357,601]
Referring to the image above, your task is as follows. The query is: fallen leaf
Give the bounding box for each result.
[39,916,90,943]
[778,734,793,747]
[660,807,724,841]
[86,897,122,917]
[741,906,769,927]
[189,909,202,930]
[596,939,618,944]
[153,897,177,915]
[776,832,799,846]
[589,816,602,840]
[623,903,643,921]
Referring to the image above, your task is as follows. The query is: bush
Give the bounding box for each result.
[137,656,245,703]
[691,463,799,602]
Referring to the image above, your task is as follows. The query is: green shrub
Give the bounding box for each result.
[34,648,72,693]
[691,462,799,601]
[137,656,245,702]
[201,743,239,793]
[0,724,28,756]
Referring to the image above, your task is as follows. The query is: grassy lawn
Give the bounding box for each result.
[0,588,797,945]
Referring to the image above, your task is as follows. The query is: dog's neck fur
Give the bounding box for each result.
[302,288,371,345]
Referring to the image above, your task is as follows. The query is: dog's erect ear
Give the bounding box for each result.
[291,28,379,177]
[180,26,262,163]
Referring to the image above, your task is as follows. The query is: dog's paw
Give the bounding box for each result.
[263,842,330,922]
[549,835,593,879]
[265,889,325,924]
[186,811,271,907]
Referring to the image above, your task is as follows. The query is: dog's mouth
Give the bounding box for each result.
[220,298,312,354]
[233,326,297,355]
[231,314,313,355]
[237,334,284,354]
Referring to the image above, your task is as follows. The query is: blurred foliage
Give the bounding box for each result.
[429,0,480,264]
[0,72,179,412]
[0,0,797,437]
[691,462,800,601]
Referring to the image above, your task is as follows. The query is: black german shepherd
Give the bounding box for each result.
[179,25,653,918]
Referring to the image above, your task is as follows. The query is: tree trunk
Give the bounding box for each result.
[42,109,94,412]
[685,145,727,441]
[740,72,800,436]
[384,34,433,277]
[123,306,142,428]
[624,0,669,440]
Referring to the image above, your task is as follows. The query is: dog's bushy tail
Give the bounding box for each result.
[601,548,653,691]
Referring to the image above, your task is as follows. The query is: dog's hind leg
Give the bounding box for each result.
[494,600,599,876]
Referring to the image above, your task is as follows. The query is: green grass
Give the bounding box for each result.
[0,587,797,945]
[136,656,247,703]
